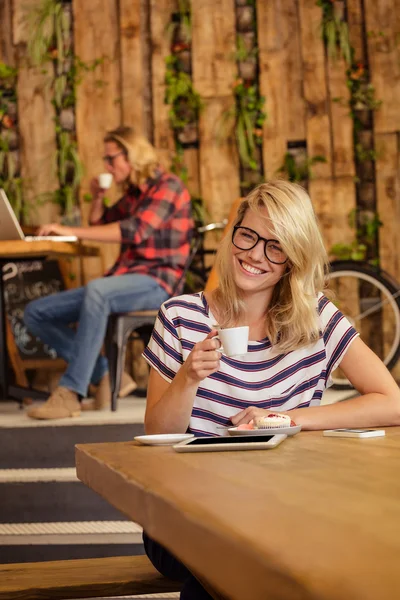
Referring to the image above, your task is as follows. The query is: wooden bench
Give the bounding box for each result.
[0,554,181,600]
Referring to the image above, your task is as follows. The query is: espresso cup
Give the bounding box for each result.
[98,173,113,189]
[216,326,249,357]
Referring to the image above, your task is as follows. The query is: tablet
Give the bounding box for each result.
[173,433,287,453]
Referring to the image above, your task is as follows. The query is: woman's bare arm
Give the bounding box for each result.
[145,331,221,434]
[231,338,400,430]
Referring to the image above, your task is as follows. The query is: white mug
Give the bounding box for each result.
[98,173,113,189]
[216,326,249,357]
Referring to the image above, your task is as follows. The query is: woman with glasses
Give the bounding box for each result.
[24,126,193,419]
[141,179,400,599]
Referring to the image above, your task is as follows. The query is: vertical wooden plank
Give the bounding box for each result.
[375,133,400,379]
[183,147,201,198]
[191,0,237,99]
[192,0,240,221]
[150,0,176,168]
[14,0,60,224]
[309,177,355,252]
[0,0,15,65]
[284,0,306,142]
[364,0,400,133]
[257,0,288,179]
[298,0,332,178]
[375,133,400,280]
[327,56,356,178]
[120,0,146,133]
[198,98,240,222]
[73,0,121,277]
[347,0,365,64]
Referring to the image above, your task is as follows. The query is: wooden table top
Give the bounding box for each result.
[0,240,99,259]
[76,428,400,600]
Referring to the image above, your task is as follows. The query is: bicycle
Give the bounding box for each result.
[184,219,228,292]
[327,260,400,388]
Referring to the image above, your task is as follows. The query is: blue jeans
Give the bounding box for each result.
[24,274,169,397]
[143,533,215,600]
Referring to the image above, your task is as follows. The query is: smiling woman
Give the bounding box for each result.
[141,179,400,600]
[143,179,400,437]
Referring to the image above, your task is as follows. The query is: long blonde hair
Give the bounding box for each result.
[104,126,159,186]
[213,180,328,353]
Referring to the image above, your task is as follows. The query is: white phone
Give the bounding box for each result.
[173,433,287,453]
[323,428,385,438]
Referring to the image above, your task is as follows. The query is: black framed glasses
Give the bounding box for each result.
[232,226,288,264]
[102,151,124,165]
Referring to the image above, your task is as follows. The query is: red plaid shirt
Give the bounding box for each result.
[98,168,194,296]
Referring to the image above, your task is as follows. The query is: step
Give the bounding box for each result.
[0,520,145,564]
[0,480,130,523]
[0,398,146,469]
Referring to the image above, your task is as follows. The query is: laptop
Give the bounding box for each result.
[0,189,78,242]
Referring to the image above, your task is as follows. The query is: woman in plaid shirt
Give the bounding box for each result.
[25,126,194,420]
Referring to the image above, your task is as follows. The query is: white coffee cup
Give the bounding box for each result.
[216,326,249,357]
[98,173,113,189]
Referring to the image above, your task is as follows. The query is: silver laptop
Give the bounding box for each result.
[0,189,77,242]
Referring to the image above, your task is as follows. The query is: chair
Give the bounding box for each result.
[104,226,204,411]
[104,213,235,411]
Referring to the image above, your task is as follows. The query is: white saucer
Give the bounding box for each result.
[228,425,301,437]
[134,433,194,446]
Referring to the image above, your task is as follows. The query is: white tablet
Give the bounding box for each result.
[173,433,287,453]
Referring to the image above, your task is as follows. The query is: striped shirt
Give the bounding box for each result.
[143,292,359,436]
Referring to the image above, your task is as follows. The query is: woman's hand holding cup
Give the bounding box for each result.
[90,173,113,203]
[183,329,221,383]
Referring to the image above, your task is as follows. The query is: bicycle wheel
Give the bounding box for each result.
[326,261,400,389]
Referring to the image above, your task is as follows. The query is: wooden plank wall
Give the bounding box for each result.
[192,0,240,222]
[364,0,400,282]
[73,0,121,280]
[1,0,399,277]
[13,0,60,225]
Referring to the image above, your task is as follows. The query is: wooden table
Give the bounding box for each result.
[0,240,98,402]
[76,428,400,600]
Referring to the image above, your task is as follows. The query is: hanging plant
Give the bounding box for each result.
[317,0,351,64]
[165,55,203,134]
[330,209,382,264]
[277,152,327,183]
[26,0,104,218]
[220,78,266,171]
[164,5,207,226]
[0,62,24,218]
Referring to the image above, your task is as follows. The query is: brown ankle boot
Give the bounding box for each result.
[83,372,137,411]
[28,387,81,420]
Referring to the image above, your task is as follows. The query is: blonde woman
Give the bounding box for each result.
[144,179,400,433]
[25,126,193,419]
[142,180,400,600]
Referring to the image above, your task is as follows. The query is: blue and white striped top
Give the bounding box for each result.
[143,292,358,436]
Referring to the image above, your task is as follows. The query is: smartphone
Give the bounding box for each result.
[173,433,287,453]
[323,428,385,438]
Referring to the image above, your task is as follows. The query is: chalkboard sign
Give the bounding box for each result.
[2,259,65,360]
